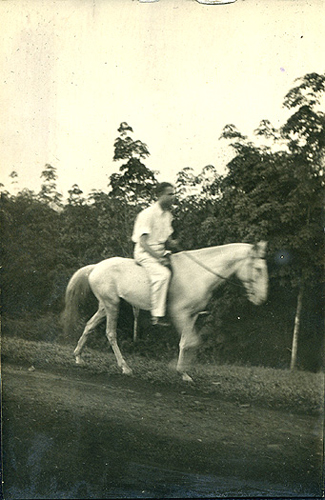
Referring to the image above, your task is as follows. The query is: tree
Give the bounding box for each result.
[173,165,222,249]
[9,171,19,194]
[67,184,85,206]
[91,123,160,258]
[1,188,64,314]
[110,122,157,205]
[219,73,324,370]
[60,196,102,267]
[38,164,63,208]
[279,73,324,369]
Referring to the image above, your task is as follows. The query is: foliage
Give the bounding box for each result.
[38,164,63,208]
[218,73,324,287]
[110,122,157,205]
[1,189,64,314]
[173,165,222,249]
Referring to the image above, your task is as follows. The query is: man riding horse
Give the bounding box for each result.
[132,182,179,327]
[66,182,268,380]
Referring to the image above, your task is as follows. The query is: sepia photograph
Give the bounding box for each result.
[1,0,324,498]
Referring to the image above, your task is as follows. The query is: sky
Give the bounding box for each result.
[1,0,324,197]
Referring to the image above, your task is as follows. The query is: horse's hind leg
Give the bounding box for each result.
[105,303,133,376]
[132,306,140,342]
[74,305,106,364]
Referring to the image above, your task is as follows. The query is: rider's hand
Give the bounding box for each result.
[159,256,170,266]
[167,239,181,252]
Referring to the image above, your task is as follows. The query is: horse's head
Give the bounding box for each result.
[236,241,268,306]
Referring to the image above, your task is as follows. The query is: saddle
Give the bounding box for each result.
[135,251,172,271]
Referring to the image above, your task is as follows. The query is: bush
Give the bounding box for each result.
[2,313,62,343]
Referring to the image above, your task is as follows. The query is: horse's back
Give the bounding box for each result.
[89,257,152,310]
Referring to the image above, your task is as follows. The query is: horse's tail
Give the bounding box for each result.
[61,264,97,338]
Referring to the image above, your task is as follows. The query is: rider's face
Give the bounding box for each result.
[159,187,175,209]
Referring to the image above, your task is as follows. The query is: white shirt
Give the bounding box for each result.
[132,202,173,245]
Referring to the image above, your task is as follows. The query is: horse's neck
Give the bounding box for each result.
[182,244,250,278]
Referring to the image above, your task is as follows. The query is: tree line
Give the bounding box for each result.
[1,73,324,371]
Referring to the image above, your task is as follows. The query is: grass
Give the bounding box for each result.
[2,335,324,415]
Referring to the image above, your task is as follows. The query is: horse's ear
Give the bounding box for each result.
[254,241,267,258]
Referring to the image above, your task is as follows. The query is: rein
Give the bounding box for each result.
[181,250,254,289]
[182,251,229,281]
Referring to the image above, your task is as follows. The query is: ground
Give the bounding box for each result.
[2,354,324,499]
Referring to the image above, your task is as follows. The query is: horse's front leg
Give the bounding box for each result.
[105,304,133,376]
[173,313,200,382]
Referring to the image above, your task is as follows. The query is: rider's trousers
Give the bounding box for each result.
[134,243,171,317]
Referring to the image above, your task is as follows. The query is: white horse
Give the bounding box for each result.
[63,242,268,381]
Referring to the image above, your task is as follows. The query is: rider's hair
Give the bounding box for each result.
[156,182,174,197]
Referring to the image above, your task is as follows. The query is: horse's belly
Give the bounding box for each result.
[121,290,151,310]
[119,285,151,311]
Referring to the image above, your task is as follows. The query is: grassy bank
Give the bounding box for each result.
[2,336,324,415]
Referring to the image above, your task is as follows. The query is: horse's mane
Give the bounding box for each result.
[178,242,251,259]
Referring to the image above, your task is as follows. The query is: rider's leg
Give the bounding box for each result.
[135,255,171,319]
[149,263,171,318]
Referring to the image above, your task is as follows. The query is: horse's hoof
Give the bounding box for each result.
[122,365,133,376]
[182,372,194,383]
[75,356,85,366]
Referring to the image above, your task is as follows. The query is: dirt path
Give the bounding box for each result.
[2,363,324,499]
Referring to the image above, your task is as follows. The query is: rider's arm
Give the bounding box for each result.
[139,234,166,263]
